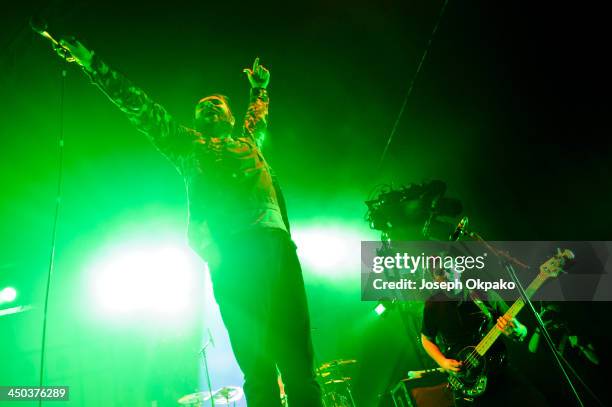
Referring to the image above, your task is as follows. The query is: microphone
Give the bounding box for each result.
[29,16,75,62]
[29,15,48,35]
[197,329,216,355]
[207,328,215,348]
[449,216,469,241]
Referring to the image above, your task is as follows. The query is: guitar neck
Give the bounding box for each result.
[473,272,549,356]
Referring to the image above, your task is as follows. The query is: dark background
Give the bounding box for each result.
[1,1,610,406]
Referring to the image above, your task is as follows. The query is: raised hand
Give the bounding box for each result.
[243,57,270,89]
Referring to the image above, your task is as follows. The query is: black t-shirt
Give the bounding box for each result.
[421,291,497,356]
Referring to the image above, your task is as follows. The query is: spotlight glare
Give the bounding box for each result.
[0,287,17,304]
[292,221,369,280]
[86,241,199,319]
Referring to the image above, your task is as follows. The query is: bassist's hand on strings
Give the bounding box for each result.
[497,315,528,341]
[421,334,463,373]
[440,357,462,373]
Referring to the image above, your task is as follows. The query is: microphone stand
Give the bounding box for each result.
[38,41,69,407]
[463,230,586,407]
[199,339,215,407]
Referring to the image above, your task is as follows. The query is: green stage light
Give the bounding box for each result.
[0,287,17,304]
[374,303,386,316]
[292,221,367,281]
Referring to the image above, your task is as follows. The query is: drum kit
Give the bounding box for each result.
[177,359,358,407]
[178,386,243,406]
[317,359,357,407]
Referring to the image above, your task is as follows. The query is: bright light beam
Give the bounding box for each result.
[292,220,371,281]
[87,241,200,320]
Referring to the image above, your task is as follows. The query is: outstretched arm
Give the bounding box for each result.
[242,58,292,232]
[242,57,270,148]
[55,38,197,172]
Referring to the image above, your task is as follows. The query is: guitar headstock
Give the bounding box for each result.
[540,248,575,278]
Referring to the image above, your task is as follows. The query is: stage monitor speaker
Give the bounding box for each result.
[391,380,453,407]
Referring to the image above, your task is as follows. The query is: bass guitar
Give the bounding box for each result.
[447,249,574,398]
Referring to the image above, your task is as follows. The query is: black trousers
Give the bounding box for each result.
[210,229,323,407]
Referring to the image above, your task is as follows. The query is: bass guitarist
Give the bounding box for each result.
[420,266,547,406]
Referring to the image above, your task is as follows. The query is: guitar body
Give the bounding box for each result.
[448,341,507,398]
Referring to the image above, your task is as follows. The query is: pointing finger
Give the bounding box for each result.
[252,57,260,71]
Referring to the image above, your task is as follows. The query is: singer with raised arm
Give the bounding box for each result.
[48,37,322,407]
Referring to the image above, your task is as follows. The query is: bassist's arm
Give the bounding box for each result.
[421,334,462,373]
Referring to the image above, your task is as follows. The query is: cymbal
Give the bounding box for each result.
[324,377,352,385]
[318,359,357,371]
[212,386,244,404]
[177,391,212,405]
